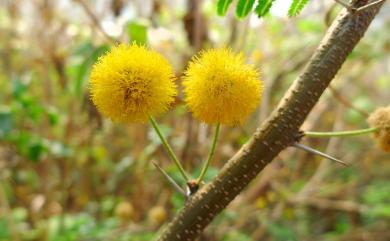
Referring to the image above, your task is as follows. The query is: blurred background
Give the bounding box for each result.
[0,0,389,240]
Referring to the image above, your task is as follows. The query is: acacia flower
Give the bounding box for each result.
[90,44,177,123]
[367,105,390,152]
[183,48,263,125]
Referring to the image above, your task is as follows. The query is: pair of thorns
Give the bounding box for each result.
[153,130,349,199]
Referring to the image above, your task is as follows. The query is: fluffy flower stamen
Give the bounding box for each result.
[90,44,177,123]
[367,105,390,152]
[183,48,263,125]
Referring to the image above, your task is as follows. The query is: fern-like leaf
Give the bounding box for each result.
[254,0,276,18]
[288,0,310,17]
[236,0,256,19]
[217,0,233,16]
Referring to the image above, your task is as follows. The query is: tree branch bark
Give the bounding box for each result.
[157,1,386,240]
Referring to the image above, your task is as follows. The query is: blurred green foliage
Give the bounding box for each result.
[0,0,389,241]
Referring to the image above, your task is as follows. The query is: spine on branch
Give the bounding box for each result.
[157,1,386,240]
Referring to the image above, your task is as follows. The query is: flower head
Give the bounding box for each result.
[148,206,167,225]
[115,201,134,222]
[90,44,177,123]
[367,105,390,152]
[183,48,263,125]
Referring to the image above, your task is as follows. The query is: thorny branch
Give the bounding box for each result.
[156,0,386,240]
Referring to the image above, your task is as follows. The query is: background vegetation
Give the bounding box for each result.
[0,0,389,240]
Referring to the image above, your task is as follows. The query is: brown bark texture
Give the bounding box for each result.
[157,1,386,240]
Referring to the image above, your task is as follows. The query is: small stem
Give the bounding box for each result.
[149,116,189,182]
[197,123,221,184]
[304,127,378,138]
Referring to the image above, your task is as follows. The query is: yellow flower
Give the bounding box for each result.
[183,48,263,125]
[115,201,134,222]
[367,105,390,152]
[90,44,177,123]
[148,206,167,225]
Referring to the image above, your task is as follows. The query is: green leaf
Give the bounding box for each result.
[266,222,297,241]
[25,138,48,162]
[12,207,28,222]
[74,44,109,95]
[0,218,10,239]
[12,78,27,98]
[236,0,256,19]
[47,107,59,126]
[127,21,148,45]
[288,0,310,17]
[0,106,13,137]
[370,205,390,218]
[223,230,252,241]
[297,19,323,32]
[28,142,45,162]
[217,0,233,16]
[254,0,276,18]
[26,100,44,122]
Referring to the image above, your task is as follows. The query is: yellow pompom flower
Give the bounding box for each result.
[367,105,390,152]
[90,44,177,123]
[183,48,263,125]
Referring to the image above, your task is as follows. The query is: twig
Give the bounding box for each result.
[180,114,194,166]
[193,0,203,51]
[272,181,368,213]
[328,85,369,117]
[73,0,117,44]
[152,161,186,197]
[261,47,311,122]
[292,142,348,166]
[289,196,368,213]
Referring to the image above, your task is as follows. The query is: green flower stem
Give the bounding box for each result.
[197,123,221,184]
[149,116,189,182]
[304,127,378,138]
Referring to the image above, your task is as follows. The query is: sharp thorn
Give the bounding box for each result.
[334,0,384,13]
[152,161,186,196]
[293,143,349,166]
[355,0,385,12]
